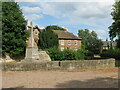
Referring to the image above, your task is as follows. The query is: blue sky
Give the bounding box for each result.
[16,0,115,40]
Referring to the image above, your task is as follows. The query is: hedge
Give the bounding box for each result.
[47,47,94,61]
[100,49,120,60]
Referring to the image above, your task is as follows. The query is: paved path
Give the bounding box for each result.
[2,68,119,88]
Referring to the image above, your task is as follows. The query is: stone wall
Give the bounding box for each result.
[1,59,117,71]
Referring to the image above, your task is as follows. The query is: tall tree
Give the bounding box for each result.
[38,25,65,49]
[109,1,120,48]
[0,2,2,57]
[2,2,29,57]
[38,28,59,49]
[78,29,103,54]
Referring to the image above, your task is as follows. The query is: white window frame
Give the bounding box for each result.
[61,40,64,45]
[68,40,71,46]
[74,40,78,45]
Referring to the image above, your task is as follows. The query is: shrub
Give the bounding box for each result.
[47,47,63,61]
[62,48,76,60]
[48,47,76,61]
[47,47,93,61]
[100,48,120,60]
[74,49,85,60]
[77,45,94,60]
[113,49,120,60]
[84,51,94,60]
[100,49,113,58]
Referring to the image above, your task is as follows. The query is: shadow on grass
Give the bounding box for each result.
[55,77,118,88]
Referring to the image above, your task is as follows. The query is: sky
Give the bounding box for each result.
[15,0,115,40]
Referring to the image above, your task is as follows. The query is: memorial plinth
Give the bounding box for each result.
[24,47,41,62]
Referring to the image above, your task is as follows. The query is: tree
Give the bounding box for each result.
[109,1,120,48]
[38,28,59,49]
[0,2,2,57]
[45,25,65,31]
[78,29,103,54]
[38,25,65,49]
[2,2,29,57]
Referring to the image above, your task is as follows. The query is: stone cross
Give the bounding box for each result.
[28,22,34,47]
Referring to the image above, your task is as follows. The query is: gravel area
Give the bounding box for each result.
[2,68,119,88]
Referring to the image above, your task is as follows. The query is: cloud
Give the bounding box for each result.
[95,30,107,39]
[39,3,59,17]
[40,2,113,20]
[21,6,41,13]
[96,30,107,35]
[72,4,108,19]
[20,2,114,22]
[24,14,43,20]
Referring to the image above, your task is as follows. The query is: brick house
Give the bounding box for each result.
[53,30,82,51]
[27,26,82,51]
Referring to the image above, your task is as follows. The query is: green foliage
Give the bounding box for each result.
[47,47,63,61]
[38,28,59,49]
[116,39,120,48]
[100,48,120,60]
[38,25,66,49]
[78,29,103,54]
[0,30,2,56]
[109,1,120,39]
[62,48,76,60]
[0,2,2,57]
[2,2,29,57]
[109,1,120,48]
[47,47,62,61]
[45,25,65,31]
[74,49,85,60]
[78,45,94,60]
[47,46,93,61]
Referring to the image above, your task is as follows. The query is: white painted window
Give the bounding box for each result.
[68,40,71,45]
[74,40,78,45]
[61,40,64,45]
[61,47,64,51]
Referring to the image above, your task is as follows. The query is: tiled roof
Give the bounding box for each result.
[53,30,82,40]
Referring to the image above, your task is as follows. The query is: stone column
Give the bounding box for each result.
[30,22,34,47]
